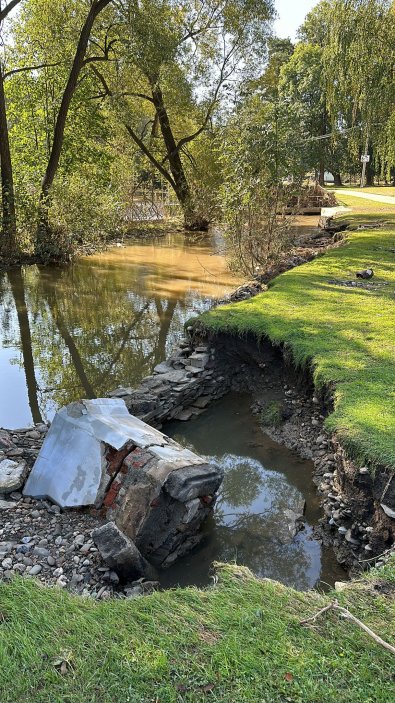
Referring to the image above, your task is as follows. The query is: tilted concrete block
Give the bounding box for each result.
[92,522,156,580]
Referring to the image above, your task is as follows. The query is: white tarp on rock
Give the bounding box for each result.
[24,398,177,507]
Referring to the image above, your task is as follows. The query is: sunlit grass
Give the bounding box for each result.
[199,199,395,470]
[0,563,394,702]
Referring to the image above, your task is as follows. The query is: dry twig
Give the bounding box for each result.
[300,601,395,655]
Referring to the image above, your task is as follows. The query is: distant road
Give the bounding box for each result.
[335,189,395,205]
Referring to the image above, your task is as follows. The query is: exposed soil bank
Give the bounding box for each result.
[190,328,394,575]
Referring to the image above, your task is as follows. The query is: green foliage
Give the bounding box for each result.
[321,0,395,177]
[220,92,306,275]
[260,401,282,427]
[48,169,123,247]
[198,196,395,471]
[0,561,394,702]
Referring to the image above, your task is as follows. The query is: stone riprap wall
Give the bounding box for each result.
[108,339,234,425]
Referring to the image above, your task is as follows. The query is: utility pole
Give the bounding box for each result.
[360,131,369,188]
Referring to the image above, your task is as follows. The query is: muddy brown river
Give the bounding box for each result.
[0,226,346,589]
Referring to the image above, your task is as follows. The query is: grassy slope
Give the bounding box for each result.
[198,195,395,471]
[0,562,394,703]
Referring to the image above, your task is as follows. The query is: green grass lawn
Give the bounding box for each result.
[1,563,394,703]
[198,196,395,471]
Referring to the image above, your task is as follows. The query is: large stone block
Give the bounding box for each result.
[164,464,223,502]
[23,397,223,570]
[92,522,156,580]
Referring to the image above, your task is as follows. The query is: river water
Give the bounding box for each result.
[0,228,346,589]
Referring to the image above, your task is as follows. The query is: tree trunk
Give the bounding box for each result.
[36,0,112,255]
[318,161,325,187]
[0,65,18,259]
[150,82,208,231]
[333,172,342,187]
[366,153,374,187]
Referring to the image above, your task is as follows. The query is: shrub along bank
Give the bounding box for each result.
[198,197,395,473]
[0,562,394,703]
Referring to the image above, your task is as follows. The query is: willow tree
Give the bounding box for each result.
[92,0,275,231]
[322,0,395,184]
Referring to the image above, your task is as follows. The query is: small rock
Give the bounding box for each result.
[345,529,360,546]
[26,431,41,440]
[124,585,143,598]
[381,504,395,519]
[13,563,26,573]
[6,448,24,457]
[0,499,17,511]
[33,547,50,558]
[0,459,27,494]
[28,564,42,576]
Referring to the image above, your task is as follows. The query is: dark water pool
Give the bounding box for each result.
[163,393,346,590]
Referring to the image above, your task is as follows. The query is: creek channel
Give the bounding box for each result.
[0,227,346,590]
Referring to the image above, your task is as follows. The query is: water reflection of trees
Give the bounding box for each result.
[211,522,319,590]
[219,456,264,508]
[0,260,207,423]
[167,450,319,590]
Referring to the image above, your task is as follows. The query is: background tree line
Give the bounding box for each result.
[0,0,394,263]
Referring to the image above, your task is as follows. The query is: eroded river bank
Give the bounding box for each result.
[2,221,385,595]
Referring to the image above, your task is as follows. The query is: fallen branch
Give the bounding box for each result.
[300,601,395,655]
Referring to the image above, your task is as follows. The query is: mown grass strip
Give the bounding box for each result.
[198,199,395,471]
[0,562,394,703]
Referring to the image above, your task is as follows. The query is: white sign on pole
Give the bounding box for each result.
[361,154,370,163]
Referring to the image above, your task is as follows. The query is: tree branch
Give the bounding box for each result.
[172,41,237,155]
[124,123,177,191]
[83,38,118,65]
[3,61,62,80]
[0,0,22,23]
[300,601,395,655]
[90,65,176,190]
